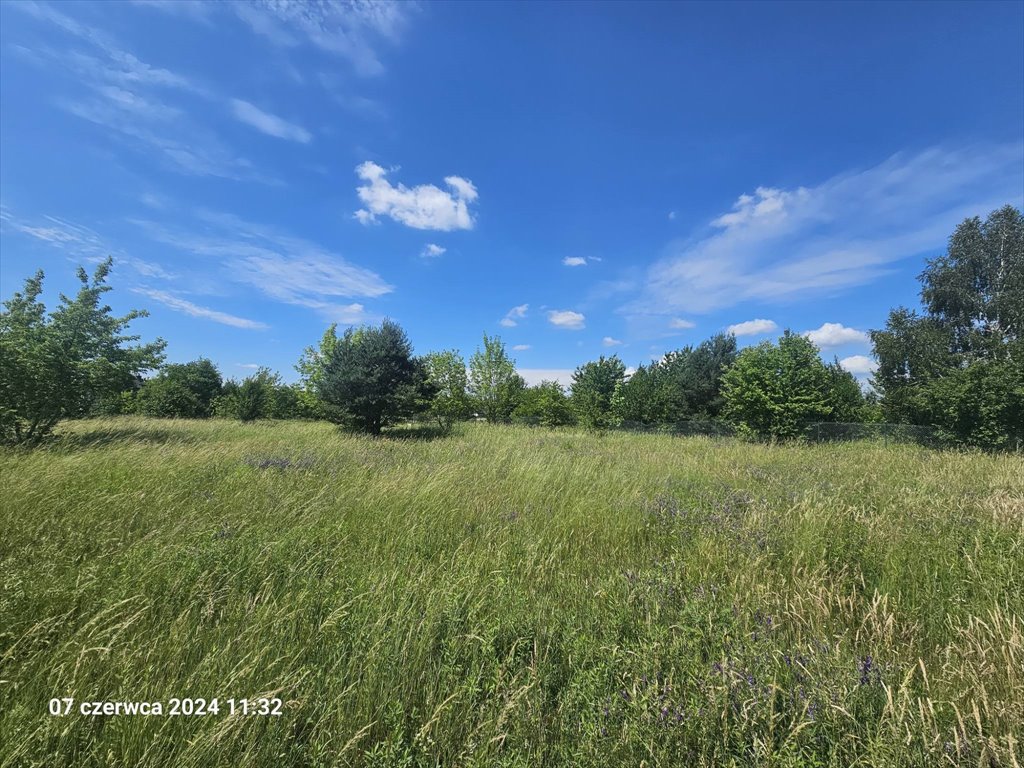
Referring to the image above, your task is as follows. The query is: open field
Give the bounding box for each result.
[1,417,1022,767]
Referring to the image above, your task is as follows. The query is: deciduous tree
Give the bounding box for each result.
[0,258,165,445]
[468,334,524,423]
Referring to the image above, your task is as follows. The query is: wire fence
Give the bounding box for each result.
[612,420,940,447]
[802,422,939,447]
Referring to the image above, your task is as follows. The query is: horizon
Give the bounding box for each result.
[1,0,1022,387]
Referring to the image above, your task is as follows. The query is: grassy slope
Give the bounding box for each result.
[1,417,1021,767]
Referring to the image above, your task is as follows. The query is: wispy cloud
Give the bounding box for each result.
[132,211,392,322]
[548,310,586,330]
[602,336,623,347]
[131,0,213,24]
[2,208,174,279]
[230,99,312,143]
[132,287,268,329]
[727,318,777,336]
[512,344,531,351]
[231,0,413,76]
[500,303,528,328]
[421,243,446,258]
[669,317,695,330]
[804,322,869,348]
[628,144,1024,317]
[12,3,278,182]
[65,97,267,180]
[354,162,478,231]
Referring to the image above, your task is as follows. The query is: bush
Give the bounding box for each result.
[513,380,576,427]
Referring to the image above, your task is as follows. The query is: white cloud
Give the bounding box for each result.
[727,318,778,336]
[804,322,869,348]
[230,99,311,143]
[131,1,213,23]
[132,211,391,322]
[421,243,446,258]
[602,336,623,347]
[548,310,586,330]
[354,162,478,231]
[500,304,528,328]
[132,288,267,329]
[712,186,807,229]
[4,210,174,279]
[518,369,574,387]
[668,211,677,220]
[629,144,1024,318]
[669,318,695,330]
[512,344,531,351]
[230,0,412,76]
[563,256,589,267]
[839,355,878,376]
[12,4,294,183]
[237,362,261,369]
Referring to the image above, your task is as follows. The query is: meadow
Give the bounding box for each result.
[1,417,1021,767]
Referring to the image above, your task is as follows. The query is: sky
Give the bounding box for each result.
[1,0,1022,387]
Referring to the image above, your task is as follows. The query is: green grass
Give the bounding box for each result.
[1,417,1022,767]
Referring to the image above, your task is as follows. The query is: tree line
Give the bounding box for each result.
[1,205,1020,449]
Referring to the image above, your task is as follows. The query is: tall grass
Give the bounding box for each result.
[1,417,1021,767]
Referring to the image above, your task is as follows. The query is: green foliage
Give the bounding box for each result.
[214,369,299,422]
[615,334,737,425]
[571,355,626,430]
[513,380,576,427]
[294,324,346,421]
[825,358,869,422]
[614,363,669,424]
[423,350,471,431]
[659,333,739,420]
[468,333,524,423]
[318,320,431,434]
[872,205,1024,449]
[0,258,165,445]
[136,359,222,419]
[722,331,834,440]
[919,358,1024,451]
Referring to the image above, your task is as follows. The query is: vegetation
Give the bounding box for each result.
[1,206,1020,448]
[871,204,1024,450]
[0,258,164,445]
[423,350,472,432]
[1,418,1021,766]
[135,358,222,419]
[513,380,576,427]
[215,368,302,422]
[468,333,524,424]
[318,320,431,435]
[571,355,627,430]
[721,332,864,441]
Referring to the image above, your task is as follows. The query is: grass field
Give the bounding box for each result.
[1,417,1022,767]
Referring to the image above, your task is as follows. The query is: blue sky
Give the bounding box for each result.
[1,0,1022,386]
